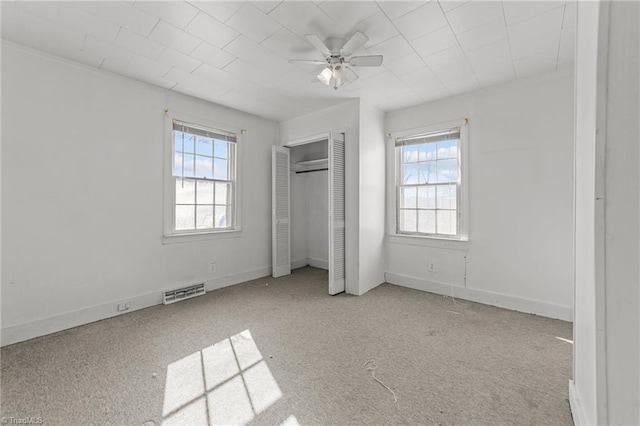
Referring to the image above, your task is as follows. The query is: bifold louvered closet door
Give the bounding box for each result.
[272,146,291,278]
[328,133,346,294]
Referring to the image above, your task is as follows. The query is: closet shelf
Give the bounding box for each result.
[291,158,328,172]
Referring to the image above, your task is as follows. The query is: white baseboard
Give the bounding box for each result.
[569,379,588,426]
[307,257,328,270]
[291,258,309,270]
[1,266,271,347]
[384,272,573,321]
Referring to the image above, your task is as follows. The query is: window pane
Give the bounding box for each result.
[214,205,228,228]
[214,140,228,159]
[436,159,458,183]
[419,143,436,161]
[215,182,230,205]
[399,209,417,233]
[195,155,213,179]
[403,163,419,184]
[437,140,458,159]
[174,131,184,152]
[418,210,436,234]
[183,133,195,153]
[176,179,196,204]
[437,210,457,235]
[214,158,228,180]
[197,180,214,204]
[175,205,195,230]
[196,136,213,156]
[437,184,457,209]
[419,161,436,184]
[182,154,195,177]
[403,145,418,163]
[400,187,417,209]
[174,152,183,176]
[417,186,436,209]
[196,205,214,229]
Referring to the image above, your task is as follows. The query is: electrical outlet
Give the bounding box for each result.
[428,263,436,273]
[209,262,216,274]
[117,302,130,312]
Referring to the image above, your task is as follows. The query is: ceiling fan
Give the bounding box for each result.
[289,32,383,90]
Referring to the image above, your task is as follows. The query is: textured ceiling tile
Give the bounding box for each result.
[354,11,399,49]
[318,1,380,30]
[250,1,284,15]
[369,34,414,62]
[503,1,565,26]
[96,2,159,37]
[187,1,245,22]
[191,42,237,69]
[457,17,507,52]
[385,53,425,76]
[268,1,345,39]
[225,3,282,43]
[59,3,121,41]
[149,20,201,55]
[423,44,467,70]
[508,6,564,60]
[410,26,458,57]
[393,1,448,41]
[184,12,239,49]
[376,1,424,21]
[156,47,203,73]
[261,28,317,60]
[114,28,166,60]
[134,1,200,29]
[445,1,504,34]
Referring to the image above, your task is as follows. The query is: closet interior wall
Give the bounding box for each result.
[289,140,329,270]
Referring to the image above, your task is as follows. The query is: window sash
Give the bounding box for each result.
[172,123,237,234]
[396,135,461,238]
[173,176,235,231]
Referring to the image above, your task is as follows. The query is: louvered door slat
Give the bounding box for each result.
[272,146,291,277]
[329,133,346,294]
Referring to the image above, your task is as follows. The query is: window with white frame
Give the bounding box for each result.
[172,120,236,233]
[395,127,462,238]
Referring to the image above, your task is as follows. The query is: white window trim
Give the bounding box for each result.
[386,118,469,243]
[163,110,242,244]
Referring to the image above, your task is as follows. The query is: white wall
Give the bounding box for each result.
[572,2,604,424]
[603,3,639,423]
[385,70,575,321]
[1,43,279,345]
[358,106,386,294]
[290,172,308,268]
[290,170,329,270]
[572,2,640,425]
[306,170,328,269]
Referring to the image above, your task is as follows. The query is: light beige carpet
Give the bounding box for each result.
[0,267,573,425]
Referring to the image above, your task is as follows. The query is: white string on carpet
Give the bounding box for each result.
[363,360,398,403]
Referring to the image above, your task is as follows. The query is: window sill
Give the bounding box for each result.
[163,230,241,245]
[387,233,469,251]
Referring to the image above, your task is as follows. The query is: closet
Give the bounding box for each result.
[272,133,346,295]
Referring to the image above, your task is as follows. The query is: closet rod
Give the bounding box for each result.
[295,168,328,174]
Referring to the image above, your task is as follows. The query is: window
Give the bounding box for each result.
[171,119,237,234]
[395,127,462,238]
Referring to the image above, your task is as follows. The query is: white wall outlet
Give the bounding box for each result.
[428,263,436,273]
[209,262,216,274]
[117,302,130,312]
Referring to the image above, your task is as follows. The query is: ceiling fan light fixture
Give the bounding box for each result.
[318,67,333,86]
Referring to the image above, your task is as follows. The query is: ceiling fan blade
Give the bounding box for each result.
[305,35,331,55]
[289,59,327,65]
[346,67,359,82]
[348,55,383,67]
[341,31,369,56]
